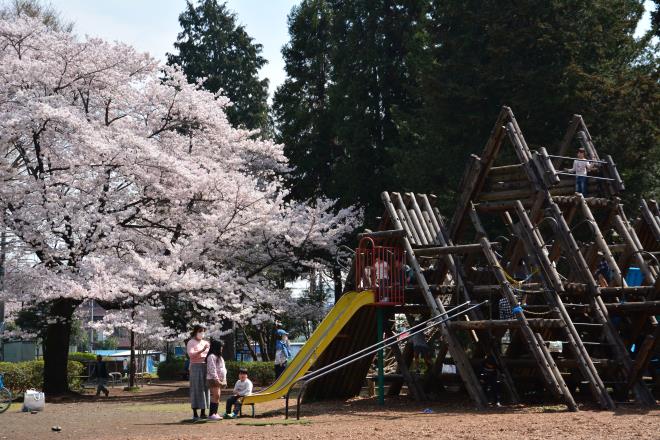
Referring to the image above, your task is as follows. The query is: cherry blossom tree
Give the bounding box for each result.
[0,17,358,393]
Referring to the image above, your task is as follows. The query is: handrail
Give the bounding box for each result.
[284,301,471,400]
[284,300,487,419]
[547,154,607,164]
[555,172,614,182]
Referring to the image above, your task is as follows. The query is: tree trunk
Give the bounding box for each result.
[333,266,343,303]
[0,231,6,360]
[129,327,136,388]
[257,328,270,361]
[221,319,235,361]
[238,324,258,361]
[43,298,77,395]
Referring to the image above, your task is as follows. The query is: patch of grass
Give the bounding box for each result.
[123,403,190,413]
[123,386,142,392]
[540,404,568,413]
[237,419,311,426]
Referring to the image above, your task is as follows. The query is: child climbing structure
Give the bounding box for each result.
[245,106,658,413]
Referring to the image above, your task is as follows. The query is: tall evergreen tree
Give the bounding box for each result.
[168,0,269,132]
[275,0,430,227]
[423,0,659,203]
[273,0,336,202]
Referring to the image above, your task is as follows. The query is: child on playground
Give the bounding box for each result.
[566,147,596,196]
[223,368,253,419]
[206,339,227,421]
[274,329,292,378]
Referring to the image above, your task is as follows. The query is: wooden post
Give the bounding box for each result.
[479,237,578,410]
[388,333,426,400]
[512,201,615,409]
[640,199,660,243]
[381,191,489,408]
[449,106,512,242]
[545,201,656,406]
[614,215,656,285]
[577,196,624,286]
[557,115,582,161]
[420,197,519,403]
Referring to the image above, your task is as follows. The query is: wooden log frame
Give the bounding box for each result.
[543,200,657,406]
[557,114,583,162]
[478,236,578,410]
[386,329,426,401]
[505,193,546,278]
[448,318,564,330]
[398,191,520,404]
[576,196,625,286]
[413,242,500,256]
[357,229,407,240]
[381,191,489,408]
[412,195,521,404]
[640,199,660,245]
[611,207,660,351]
[556,115,622,197]
[449,106,516,242]
[509,202,615,409]
[468,202,584,409]
[614,214,657,286]
[524,301,660,314]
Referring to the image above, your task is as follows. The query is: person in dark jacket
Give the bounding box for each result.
[91,355,110,397]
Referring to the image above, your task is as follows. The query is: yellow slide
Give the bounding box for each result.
[242,290,375,405]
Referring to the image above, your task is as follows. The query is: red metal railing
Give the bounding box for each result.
[355,237,405,305]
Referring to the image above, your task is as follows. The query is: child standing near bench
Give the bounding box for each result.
[206,339,227,421]
[223,368,253,419]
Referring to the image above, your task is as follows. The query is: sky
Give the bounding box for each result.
[51,0,299,97]
[49,0,655,99]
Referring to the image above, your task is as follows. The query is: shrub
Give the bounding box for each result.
[156,358,275,386]
[226,361,274,386]
[68,352,97,363]
[0,360,84,394]
[157,358,185,380]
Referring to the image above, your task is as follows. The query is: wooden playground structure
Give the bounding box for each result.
[308,106,659,410]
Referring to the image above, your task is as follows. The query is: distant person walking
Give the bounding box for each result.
[91,355,110,397]
[274,329,292,379]
[206,339,227,421]
[187,324,210,420]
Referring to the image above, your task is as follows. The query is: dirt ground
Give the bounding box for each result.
[1,381,659,440]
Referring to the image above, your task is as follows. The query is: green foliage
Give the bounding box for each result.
[0,360,84,394]
[276,0,660,219]
[95,337,118,350]
[422,0,659,205]
[274,0,431,227]
[68,352,96,363]
[156,358,275,385]
[168,0,270,132]
[69,318,89,351]
[156,357,186,380]
[0,0,74,31]
[226,361,274,386]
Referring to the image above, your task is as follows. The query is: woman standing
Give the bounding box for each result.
[186,324,210,420]
[206,339,227,420]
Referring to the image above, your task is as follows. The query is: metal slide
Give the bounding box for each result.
[241,290,375,405]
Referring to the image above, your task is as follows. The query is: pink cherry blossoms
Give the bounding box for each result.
[0,17,359,337]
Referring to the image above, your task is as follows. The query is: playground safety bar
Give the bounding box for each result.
[546,154,608,164]
[283,300,487,419]
[285,300,471,403]
[554,172,615,182]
